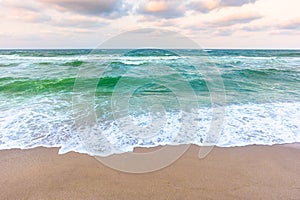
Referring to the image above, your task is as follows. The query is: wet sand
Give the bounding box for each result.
[0,144,299,199]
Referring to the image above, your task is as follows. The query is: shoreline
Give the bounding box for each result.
[1,144,300,199]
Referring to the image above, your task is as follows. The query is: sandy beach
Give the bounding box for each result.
[0,144,299,200]
[1,0,300,199]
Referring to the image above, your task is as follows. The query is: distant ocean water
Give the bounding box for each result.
[0,49,299,156]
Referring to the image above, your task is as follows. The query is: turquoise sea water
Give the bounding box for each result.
[0,49,299,155]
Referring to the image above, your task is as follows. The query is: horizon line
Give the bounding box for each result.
[0,48,300,50]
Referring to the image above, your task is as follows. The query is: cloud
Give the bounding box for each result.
[180,7,261,37]
[188,0,258,13]
[37,0,127,18]
[213,29,233,36]
[220,0,257,7]
[0,0,109,33]
[50,17,107,29]
[0,0,51,23]
[241,25,269,32]
[211,12,261,26]
[187,0,219,13]
[138,0,185,18]
[240,18,300,33]
[279,19,300,30]
[0,0,40,12]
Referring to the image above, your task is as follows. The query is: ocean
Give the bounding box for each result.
[0,49,299,156]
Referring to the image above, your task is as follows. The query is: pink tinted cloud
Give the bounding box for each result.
[279,18,300,30]
[138,0,184,18]
[212,12,261,26]
[144,0,169,12]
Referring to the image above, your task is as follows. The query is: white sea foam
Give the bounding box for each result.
[0,101,299,156]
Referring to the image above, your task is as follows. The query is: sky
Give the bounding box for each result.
[0,0,299,49]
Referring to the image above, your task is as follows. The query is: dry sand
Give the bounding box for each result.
[0,144,300,200]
